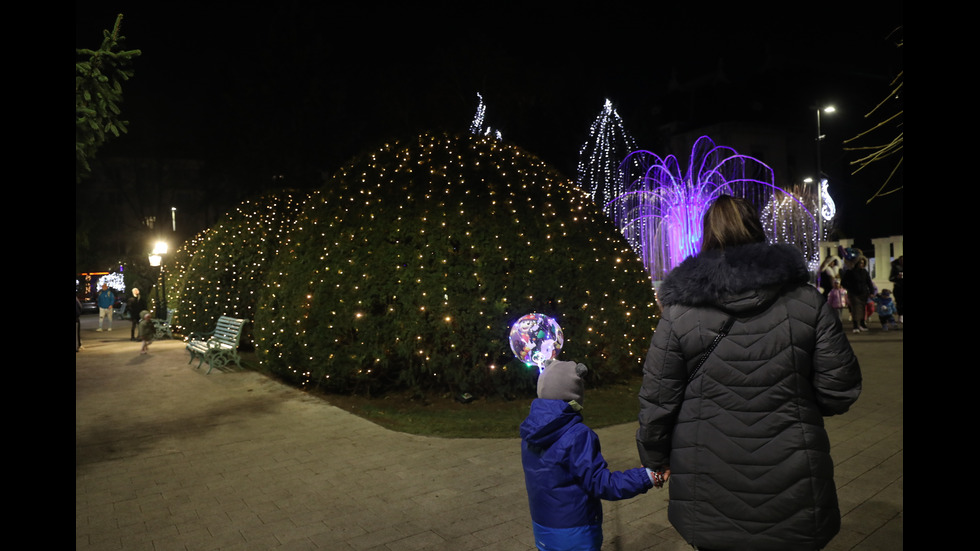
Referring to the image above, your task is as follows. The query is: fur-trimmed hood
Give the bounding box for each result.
[657,242,810,314]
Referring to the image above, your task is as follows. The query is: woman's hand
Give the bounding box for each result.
[648,466,671,488]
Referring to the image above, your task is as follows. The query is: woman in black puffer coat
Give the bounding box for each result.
[636,195,862,551]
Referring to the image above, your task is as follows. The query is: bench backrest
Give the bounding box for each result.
[213,316,246,345]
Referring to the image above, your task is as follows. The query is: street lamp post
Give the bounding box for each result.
[814,105,835,250]
[148,241,169,320]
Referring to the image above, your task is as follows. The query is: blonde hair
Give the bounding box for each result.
[701,195,767,252]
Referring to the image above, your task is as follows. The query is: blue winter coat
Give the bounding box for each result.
[875,296,896,316]
[521,399,652,549]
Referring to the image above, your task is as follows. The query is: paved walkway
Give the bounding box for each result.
[76,314,902,551]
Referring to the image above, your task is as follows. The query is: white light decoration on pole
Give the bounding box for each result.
[149,241,169,318]
[814,105,836,242]
[820,178,836,222]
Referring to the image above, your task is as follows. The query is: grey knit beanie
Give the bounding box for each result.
[537,360,587,403]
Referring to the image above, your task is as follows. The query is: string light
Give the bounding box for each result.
[159,133,663,397]
[576,99,638,218]
[244,133,658,394]
[469,93,502,140]
[97,272,126,293]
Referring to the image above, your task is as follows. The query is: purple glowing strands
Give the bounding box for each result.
[509,313,564,373]
[607,136,818,280]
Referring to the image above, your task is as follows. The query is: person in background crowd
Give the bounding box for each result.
[841,256,875,333]
[819,257,840,299]
[827,277,849,320]
[96,284,114,332]
[139,310,154,354]
[128,287,149,342]
[873,289,898,331]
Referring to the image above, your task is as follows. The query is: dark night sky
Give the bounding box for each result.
[76,2,903,246]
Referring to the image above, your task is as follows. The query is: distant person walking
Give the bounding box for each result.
[874,289,898,331]
[139,311,154,354]
[128,288,148,341]
[841,256,875,333]
[96,284,114,332]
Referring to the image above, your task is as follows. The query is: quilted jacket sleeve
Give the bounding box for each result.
[812,295,863,415]
[635,309,688,468]
[568,425,653,500]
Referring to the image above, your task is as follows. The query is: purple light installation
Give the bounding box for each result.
[607,136,817,281]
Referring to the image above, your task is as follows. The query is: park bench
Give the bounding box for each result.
[185,316,246,374]
[152,310,175,340]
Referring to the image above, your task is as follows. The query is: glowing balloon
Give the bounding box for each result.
[509,313,564,371]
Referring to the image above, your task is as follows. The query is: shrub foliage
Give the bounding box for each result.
[253,133,658,398]
[168,191,310,348]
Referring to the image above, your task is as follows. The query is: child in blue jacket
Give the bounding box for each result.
[874,289,898,330]
[521,360,658,550]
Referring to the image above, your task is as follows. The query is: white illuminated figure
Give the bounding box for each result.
[820,179,836,222]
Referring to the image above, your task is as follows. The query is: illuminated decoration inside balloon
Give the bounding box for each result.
[509,313,564,372]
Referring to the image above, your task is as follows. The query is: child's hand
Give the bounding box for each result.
[646,467,670,488]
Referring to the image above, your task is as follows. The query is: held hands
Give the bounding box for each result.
[645,466,671,489]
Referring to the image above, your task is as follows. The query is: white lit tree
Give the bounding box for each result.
[576,99,638,218]
[469,93,502,140]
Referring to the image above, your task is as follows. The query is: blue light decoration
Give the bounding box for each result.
[509,313,564,373]
[607,136,819,280]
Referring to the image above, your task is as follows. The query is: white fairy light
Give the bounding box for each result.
[469,92,502,140]
[577,99,638,218]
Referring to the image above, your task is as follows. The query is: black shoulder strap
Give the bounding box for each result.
[688,316,736,383]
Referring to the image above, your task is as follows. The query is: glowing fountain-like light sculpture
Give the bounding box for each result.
[608,136,818,281]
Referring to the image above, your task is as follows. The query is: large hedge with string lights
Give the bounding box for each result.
[249,133,659,398]
[164,191,310,349]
